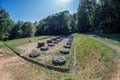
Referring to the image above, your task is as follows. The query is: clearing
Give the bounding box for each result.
[0,34,119,80]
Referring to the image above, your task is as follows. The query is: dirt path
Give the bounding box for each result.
[0,49,19,80]
[89,36,120,80]
[71,39,77,72]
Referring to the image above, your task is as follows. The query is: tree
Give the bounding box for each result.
[0,6,14,40]
[77,0,91,32]
[21,22,36,37]
[36,10,73,35]
[10,21,24,39]
[10,21,36,39]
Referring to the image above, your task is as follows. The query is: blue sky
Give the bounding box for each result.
[0,0,79,22]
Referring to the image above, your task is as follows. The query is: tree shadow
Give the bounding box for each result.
[89,33,120,42]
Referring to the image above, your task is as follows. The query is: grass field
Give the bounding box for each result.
[4,36,49,53]
[0,34,117,80]
[89,34,120,47]
[0,41,10,50]
[73,34,116,80]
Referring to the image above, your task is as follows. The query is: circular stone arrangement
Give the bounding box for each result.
[59,49,69,54]
[52,56,66,65]
[40,46,49,51]
[29,50,40,58]
[37,42,45,48]
[48,43,54,47]
[64,45,71,48]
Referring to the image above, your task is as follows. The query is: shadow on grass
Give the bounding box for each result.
[87,33,120,42]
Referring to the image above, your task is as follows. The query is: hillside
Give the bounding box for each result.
[0,34,119,80]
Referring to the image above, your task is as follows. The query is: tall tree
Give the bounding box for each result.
[77,0,91,32]
[21,22,36,37]
[0,6,13,40]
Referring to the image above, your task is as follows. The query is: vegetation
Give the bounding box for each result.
[3,34,115,80]
[10,21,36,39]
[89,33,120,47]
[77,0,120,33]
[35,10,76,35]
[0,6,14,40]
[4,36,48,53]
[0,0,120,40]
[0,0,120,80]
[74,34,115,80]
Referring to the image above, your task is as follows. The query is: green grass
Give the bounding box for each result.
[0,34,116,80]
[0,41,10,50]
[4,36,49,53]
[89,34,120,47]
[25,46,73,69]
[73,33,115,80]
[5,36,49,47]
[25,34,116,80]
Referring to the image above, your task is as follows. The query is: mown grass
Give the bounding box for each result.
[74,33,115,80]
[25,46,73,69]
[5,36,49,47]
[89,34,120,47]
[0,41,10,50]
[4,36,49,53]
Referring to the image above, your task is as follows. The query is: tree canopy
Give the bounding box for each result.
[0,0,120,40]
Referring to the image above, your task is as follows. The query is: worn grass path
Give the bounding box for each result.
[89,36,120,80]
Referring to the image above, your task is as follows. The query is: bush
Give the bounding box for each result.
[29,50,40,58]
[52,56,66,65]
[60,49,69,54]
[40,46,49,51]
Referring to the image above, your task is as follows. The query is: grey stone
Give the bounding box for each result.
[37,42,45,48]
[48,43,54,46]
[64,45,71,48]
[52,56,66,65]
[60,49,69,54]
[40,46,49,51]
[29,50,40,58]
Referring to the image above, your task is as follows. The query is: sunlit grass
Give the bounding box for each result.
[5,36,49,47]
[0,34,116,80]
[89,34,120,47]
[74,34,115,80]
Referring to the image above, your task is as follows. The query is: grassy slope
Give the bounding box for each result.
[89,34,120,47]
[74,34,115,80]
[0,41,10,50]
[0,34,116,80]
